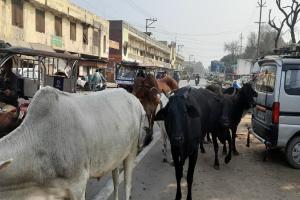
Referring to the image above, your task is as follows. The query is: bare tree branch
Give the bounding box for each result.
[276,0,300,43]
[269,9,286,48]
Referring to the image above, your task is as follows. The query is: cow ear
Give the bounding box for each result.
[187,105,200,118]
[154,108,167,121]
[0,159,13,171]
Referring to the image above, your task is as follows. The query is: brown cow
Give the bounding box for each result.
[0,103,28,138]
[133,74,178,146]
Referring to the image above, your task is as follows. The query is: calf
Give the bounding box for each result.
[155,87,232,199]
[155,87,203,200]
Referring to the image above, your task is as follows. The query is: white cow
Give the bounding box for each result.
[0,87,145,200]
[155,93,172,163]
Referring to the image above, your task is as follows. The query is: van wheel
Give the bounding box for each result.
[286,136,300,169]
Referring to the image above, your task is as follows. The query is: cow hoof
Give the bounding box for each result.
[213,165,220,170]
[225,156,231,164]
[233,151,240,156]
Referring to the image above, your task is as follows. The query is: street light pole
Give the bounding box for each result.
[144,18,157,63]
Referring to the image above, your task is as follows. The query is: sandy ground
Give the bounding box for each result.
[107,115,300,200]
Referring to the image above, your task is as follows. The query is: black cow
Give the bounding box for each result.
[155,87,232,199]
[196,87,232,169]
[222,83,257,155]
[207,83,257,155]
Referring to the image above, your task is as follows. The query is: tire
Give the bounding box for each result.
[286,136,300,169]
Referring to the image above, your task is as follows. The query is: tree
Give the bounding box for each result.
[243,26,286,59]
[268,9,287,48]
[224,41,239,56]
[276,0,300,43]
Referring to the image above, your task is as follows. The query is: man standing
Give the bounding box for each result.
[0,59,19,108]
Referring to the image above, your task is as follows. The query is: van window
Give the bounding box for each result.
[285,69,300,95]
[256,65,276,93]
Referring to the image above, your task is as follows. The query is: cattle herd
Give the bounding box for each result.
[0,75,257,200]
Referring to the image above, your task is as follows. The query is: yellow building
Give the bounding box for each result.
[0,0,109,76]
[109,20,174,68]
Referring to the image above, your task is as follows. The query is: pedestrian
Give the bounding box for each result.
[0,59,19,109]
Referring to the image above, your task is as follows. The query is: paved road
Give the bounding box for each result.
[107,115,300,200]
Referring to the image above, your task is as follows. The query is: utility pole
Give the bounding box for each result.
[176,44,184,70]
[144,18,157,63]
[239,33,243,55]
[256,0,266,58]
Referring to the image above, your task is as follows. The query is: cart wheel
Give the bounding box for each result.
[286,136,300,169]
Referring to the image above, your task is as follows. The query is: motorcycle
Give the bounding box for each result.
[195,77,200,86]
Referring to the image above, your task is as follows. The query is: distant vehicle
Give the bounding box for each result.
[173,70,181,83]
[115,61,156,92]
[195,74,200,86]
[250,54,300,169]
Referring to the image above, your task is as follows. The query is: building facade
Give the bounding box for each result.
[0,0,109,77]
[109,20,171,67]
[109,20,184,81]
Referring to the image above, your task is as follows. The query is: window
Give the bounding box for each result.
[285,69,300,95]
[103,35,106,53]
[256,65,277,93]
[83,25,88,44]
[12,0,23,28]
[55,16,62,37]
[70,22,76,41]
[93,29,100,46]
[36,9,45,33]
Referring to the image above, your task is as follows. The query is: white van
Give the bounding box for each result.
[251,55,300,169]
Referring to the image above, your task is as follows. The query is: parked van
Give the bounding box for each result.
[251,55,300,169]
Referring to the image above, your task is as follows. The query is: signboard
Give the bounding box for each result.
[51,36,63,48]
[109,40,119,50]
[53,76,64,91]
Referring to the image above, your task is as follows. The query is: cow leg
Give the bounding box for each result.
[186,150,198,200]
[224,129,232,164]
[112,168,119,200]
[161,126,170,163]
[200,138,206,154]
[222,143,227,155]
[231,126,239,155]
[124,148,137,200]
[171,148,183,200]
[68,170,89,200]
[206,132,212,143]
[212,133,220,170]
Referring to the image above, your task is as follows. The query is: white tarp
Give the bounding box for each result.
[236,59,253,75]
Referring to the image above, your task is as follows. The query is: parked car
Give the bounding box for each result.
[251,55,300,169]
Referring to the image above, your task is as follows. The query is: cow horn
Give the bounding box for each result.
[0,158,13,171]
[231,88,237,96]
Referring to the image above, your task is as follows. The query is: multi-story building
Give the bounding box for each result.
[0,0,109,77]
[108,20,184,81]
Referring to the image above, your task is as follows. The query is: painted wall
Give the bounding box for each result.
[0,0,109,58]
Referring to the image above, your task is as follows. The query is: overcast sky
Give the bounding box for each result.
[72,0,297,68]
